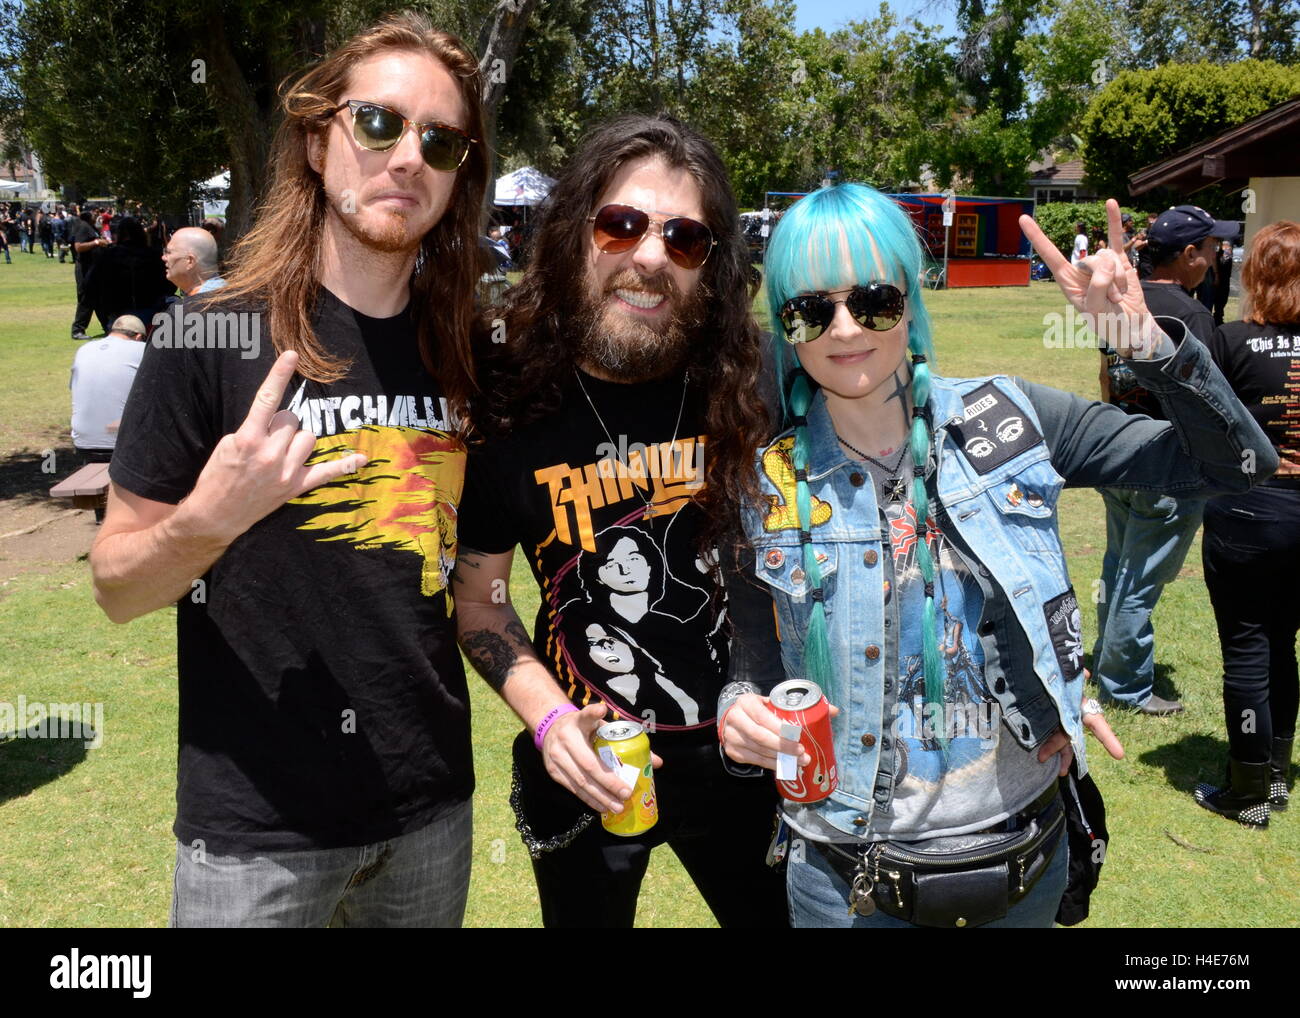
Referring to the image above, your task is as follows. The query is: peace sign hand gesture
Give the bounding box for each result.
[1019,198,1170,361]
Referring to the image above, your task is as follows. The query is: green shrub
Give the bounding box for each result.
[1082,61,1300,217]
[1030,200,1145,260]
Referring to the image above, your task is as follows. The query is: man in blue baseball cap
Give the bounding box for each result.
[1094,204,1237,716]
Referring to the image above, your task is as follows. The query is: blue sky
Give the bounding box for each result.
[793,0,960,37]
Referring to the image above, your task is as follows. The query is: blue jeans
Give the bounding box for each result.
[787,830,1069,928]
[170,799,472,928]
[1093,489,1205,706]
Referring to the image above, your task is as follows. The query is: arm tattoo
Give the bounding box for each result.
[461,619,534,693]
[451,546,489,588]
[504,618,531,647]
[462,630,519,692]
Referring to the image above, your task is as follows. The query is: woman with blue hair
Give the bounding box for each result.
[716,184,1278,928]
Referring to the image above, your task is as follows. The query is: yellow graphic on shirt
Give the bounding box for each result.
[761,436,832,533]
[535,435,706,552]
[290,425,465,598]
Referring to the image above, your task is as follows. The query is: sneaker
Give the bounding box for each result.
[1137,694,1185,716]
[71,332,90,341]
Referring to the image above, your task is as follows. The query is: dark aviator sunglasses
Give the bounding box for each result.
[588,203,717,270]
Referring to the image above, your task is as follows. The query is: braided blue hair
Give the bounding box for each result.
[766,183,944,719]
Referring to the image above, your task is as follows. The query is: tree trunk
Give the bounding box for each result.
[477,0,541,181]
[195,15,271,243]
[1247,0,1263,56]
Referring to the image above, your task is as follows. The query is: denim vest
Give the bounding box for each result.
[744,377,1085,837]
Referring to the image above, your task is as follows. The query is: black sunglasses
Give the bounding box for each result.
[587,203,717,270]
[779,283,906,343]
[330,100,475,172]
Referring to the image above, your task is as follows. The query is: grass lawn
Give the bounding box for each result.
[0,252,1296,928]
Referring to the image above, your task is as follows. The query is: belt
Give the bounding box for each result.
[813,782,1065,927]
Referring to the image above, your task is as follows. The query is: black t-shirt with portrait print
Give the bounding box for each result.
[459,369,728,767]
[109,288,473,854]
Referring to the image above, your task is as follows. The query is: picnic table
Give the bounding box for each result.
[49,462,111,511]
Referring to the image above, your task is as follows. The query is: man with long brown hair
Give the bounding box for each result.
[454,114,787,927]
[89,12,489,927]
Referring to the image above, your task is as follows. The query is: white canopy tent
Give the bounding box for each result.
[494,166,555,207]
[199,170,230,191]
[196,169,230,220]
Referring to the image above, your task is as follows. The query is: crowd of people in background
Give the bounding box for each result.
[5,14,1294,928]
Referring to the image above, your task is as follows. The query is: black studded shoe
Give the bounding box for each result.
[1271,737,1293,812]
[1195,758,1272,829]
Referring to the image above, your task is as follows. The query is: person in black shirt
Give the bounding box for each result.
[456,115,786,928]
[1135,211,1158,279]
[90,13,489,927]
[68,211,106,339]
[1093,205,1237,716]
[1213,239,1234,326]
[83,216,175,331]
[1198,221,1300,827]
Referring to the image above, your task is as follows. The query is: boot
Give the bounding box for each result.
[1272,737,1293,812]
[1195,757,1271,829]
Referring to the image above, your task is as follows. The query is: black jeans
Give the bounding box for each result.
[72,260,94,335]
[1202,484,1300,761]
[512,729,789,928]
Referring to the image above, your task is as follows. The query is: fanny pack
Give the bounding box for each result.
[814,783,1065,928]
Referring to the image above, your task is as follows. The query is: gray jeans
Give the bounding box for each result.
[169,799,472,928]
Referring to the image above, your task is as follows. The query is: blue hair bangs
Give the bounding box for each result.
[765,183,937,381]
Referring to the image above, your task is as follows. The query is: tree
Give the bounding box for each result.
[1081,60,1300,213]
[1017,0,1136,151]
[6,0,224,207]
[684,0,803,206]
[1126,0,1299,65]
[932,0,1041,193]
[773,9,957,197]
[491,0,596,174]
[3,0,554,238]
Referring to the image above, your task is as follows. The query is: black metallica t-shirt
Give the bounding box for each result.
[110,289,473,853]
[459,370,727,753]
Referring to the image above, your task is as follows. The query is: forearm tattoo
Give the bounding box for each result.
[461,618,533,692]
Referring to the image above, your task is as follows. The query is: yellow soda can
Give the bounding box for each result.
[593,720,658,836]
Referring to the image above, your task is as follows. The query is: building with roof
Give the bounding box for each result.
[1027,156,1097,205]
[1128,98,1300,247]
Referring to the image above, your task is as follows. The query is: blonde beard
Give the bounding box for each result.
[331,198,421,255]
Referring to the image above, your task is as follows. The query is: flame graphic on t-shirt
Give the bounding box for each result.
[289,425,465,598]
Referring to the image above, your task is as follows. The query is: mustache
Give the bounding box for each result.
[601,268,683,301]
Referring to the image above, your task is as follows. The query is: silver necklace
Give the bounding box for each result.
[574,367,691,514]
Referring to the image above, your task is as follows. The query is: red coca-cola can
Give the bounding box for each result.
[766,679,838,803]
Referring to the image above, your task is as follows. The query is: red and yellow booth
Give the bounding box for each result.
[887,194,1035,287]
